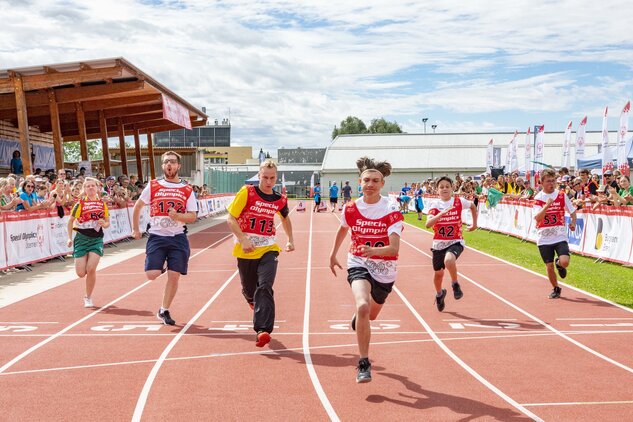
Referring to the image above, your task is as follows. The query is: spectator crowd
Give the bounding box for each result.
[1,166,212,214]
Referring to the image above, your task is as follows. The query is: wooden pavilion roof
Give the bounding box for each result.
[0,57,208,141]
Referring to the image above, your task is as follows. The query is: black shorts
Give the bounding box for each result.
[347,267,394,305]
[538,241,570,264]
[145,233,190,275]
[330,198,338,204]
[431,243,464,271]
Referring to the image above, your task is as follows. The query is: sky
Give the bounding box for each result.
[2,0,633,157]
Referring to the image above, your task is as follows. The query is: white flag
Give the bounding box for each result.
[281,172,287,195]
[575,116,587,161]
[310,173,315,197]
[505,146,511,171]
[534,125,545,181]
[562,120,572,168]
[524,127,532,185]
[486,138,493,169]
[601,107,612,178]
[617,101,630,177]
[509,130,519,173]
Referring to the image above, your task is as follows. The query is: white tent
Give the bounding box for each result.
[245,174,259,185]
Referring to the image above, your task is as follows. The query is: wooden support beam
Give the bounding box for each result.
[103,103,163,119]
[75,102,89,160]
[147,132,156,180]
[0,65,123,94]
[118,118,128,175]
[133,128,143,182]
[0,80,145,110]
[99,110,111,177]
[83,93,161,112]
[10,71,32,175]
[47,89,64,171]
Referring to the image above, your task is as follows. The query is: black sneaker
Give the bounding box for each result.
[356,358,372,383]
[351,314,356,331]
[452,282,463,300]
[549,286,562,299]
[555,258,567,279]
[435,289,447,312]
[157,309,176,325]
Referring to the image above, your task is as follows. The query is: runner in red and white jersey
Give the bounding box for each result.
[329,157,402,383]
[533,168,577,299]
[425,176,477,312]
[131,151,198,326]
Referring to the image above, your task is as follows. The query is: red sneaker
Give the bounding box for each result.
[255,331,271,348]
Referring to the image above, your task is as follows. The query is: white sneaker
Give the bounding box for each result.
[83,297,93,308]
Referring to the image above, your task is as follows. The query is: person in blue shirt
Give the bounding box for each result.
[10,150,23,175]
[313,182,321,212]
[414,184,424,220]
[329,181,339,212]
[401,182,409,195]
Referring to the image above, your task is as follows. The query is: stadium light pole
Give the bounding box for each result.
[431,124,437,133]
[422,117,428,134]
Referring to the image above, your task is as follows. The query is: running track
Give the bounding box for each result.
[1,205,633,421]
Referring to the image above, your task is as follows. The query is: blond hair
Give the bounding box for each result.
[259,159,277,171]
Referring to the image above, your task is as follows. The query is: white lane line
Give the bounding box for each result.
[522,400,633,407]
[0,322,59,324]
[303,203,340,421]
[393,285,543,421]
[131,270,239,421]
[132,207,297,421]
[0,332,551,377]
[404,222,633,315]
[97,321,160,324]
[0,231,233,375]
[402,237,633,376]
[443,319,518,322]
[557,317,633,320]
[4,328,633,339]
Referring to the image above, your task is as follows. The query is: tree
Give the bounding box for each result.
[331,116,367,139]
[63,140,103,162]
[368,118,403,134]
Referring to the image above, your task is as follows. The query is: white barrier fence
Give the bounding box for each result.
[477,199,633,265]
[0,194,235,271]
[387,192,633,265]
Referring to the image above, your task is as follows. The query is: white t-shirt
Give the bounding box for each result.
[138,179,198,236]
[532,190,576,246]
[426,197,472,250]
[340,196,403,284]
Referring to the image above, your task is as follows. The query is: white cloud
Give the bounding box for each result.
[1,0,633,153]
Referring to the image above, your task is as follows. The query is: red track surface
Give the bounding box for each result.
[2,206,633,421]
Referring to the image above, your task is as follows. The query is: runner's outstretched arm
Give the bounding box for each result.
[329,225,349,276]
[280,215,295,252]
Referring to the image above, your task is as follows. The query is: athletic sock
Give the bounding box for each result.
[160,307,168,313]
[436,291,443,297]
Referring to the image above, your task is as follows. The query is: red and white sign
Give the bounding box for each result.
[0,213,7,270]
[4,210,52,267]
[162,94,192,130]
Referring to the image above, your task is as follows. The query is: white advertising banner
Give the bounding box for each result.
[575,116,587,161]
[48,211,72,257]
[0,213,7,270]
[580,207,633,264]
[4,210,52,266]
[104,206,132,244]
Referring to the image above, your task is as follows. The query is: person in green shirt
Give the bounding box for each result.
[615,176,633,205]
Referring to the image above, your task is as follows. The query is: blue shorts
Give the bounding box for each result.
[145,233,191,275]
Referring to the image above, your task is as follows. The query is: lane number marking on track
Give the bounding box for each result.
[209,324,280,331]
[449,322,521,330]
[91,324,163,332]
[0,326,38,332]
[329,322,400,330]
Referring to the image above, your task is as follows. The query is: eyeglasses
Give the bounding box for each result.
[163,159,178,164]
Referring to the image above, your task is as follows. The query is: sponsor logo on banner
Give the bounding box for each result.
[566,216,584,246]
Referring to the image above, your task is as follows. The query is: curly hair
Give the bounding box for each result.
[356,156,392,178]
